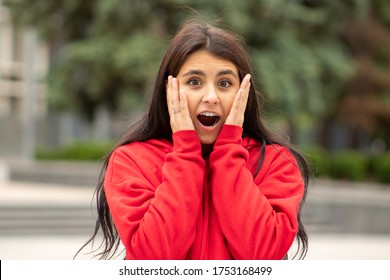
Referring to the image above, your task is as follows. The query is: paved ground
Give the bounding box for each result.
[1,179,390,260]
[1,233,390,260]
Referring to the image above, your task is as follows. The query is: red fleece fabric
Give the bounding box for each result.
[104,125,304,259]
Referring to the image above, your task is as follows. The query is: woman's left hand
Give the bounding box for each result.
[225,74,251,127]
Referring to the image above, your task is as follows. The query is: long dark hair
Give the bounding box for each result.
[76,19,310,260]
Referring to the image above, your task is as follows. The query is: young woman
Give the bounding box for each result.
[79,19,310,260]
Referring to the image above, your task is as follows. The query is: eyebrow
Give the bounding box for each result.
[182,69,238,78]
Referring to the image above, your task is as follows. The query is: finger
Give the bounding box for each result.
[232,89,244,113]
[179,88,186,109]
[240,74,251,109]
[178,88,195,130]
[178,88,191,117]
[242,81,250,107]
[167,76,181,116]
[225,74,251,126]
[171,77,179,108]
[240,74,251,92]
[169,77,182,117]
[236,74,251,111]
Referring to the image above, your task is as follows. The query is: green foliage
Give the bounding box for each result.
[373,0,390,25]
[371,153,390,184]
[252,32,355,118]
[4,0,172,121]
[301,146,331,178]
[329,151,370,181]
[302,146,390,185]
[48,32,163,119]
[3,0,376,129]
[35,141,113,161]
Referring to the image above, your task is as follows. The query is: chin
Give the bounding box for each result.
[199,137,217,145]
[197,130,220,145]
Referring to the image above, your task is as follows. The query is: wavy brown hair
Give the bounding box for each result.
[76,19,310,260]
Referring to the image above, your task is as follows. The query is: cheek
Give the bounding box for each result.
[183,92,198,114]
[220,94,237,114]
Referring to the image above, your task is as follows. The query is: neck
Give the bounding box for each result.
[201,144,213,158]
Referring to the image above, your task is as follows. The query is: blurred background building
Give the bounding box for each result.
[0,5,48,159]
[0,4,126,161]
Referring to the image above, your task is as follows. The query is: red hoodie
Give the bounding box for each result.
[104,125,304,260]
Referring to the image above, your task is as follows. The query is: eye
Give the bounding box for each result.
[219,79,232,88]
[187,78,202,87]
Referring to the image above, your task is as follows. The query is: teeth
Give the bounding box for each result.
[200,112,218,117]
[197,112,220,127]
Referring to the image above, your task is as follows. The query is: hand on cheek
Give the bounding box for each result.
[166,76,195,133]
[225,74,251,127]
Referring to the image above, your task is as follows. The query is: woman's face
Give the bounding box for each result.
[176,50,240,145]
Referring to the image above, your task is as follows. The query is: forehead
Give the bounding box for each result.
[179,50,238,75]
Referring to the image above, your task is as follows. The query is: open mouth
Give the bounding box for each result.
[197,112,220,127]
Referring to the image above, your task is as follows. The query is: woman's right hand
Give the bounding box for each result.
[166,75,195,133]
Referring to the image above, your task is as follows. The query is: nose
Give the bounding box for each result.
[202,85,219,104]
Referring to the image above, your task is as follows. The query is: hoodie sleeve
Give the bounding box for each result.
[104,130,205,259]
[209,125,305,260]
